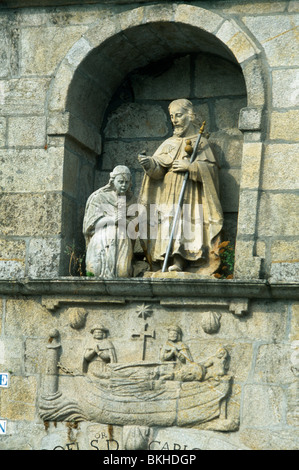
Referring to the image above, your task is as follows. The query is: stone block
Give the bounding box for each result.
[270,262,299,282]
[0,78,50,115]
[5,298,55,338]
[119,6,145,30]
[244,15,299,67]
[175,4,223,34]
[219,168,240,212]
[0,192,63,237]
[104,103,168,139]
[83,15,121,49]
[242,384,285,427]
[258,192,299,236]
[0,147,64,193]
[289,1,299,12]
[7,116,46,148]
[233,254,262,280]
[238,107,263,131]
[131,56,191,101]
[240,142,263,189]
[240,428,298,451]
[65,36,92,69]
[236,190,259,235]
[215,97,247,131]
[290,303,299,342]
[0,117,6,147]
[272,69,299,108]
[286,381,299,427]
[271,240,299,263]
[253,344,294,384]
[0,26,12,79]
[0,337,23,375]
[27,238,61,278]
[20,25,88,76]
[262,144,299,190]
[221,2,287,14]
[194,54,246,99]
[270,110,299,141]
[241,56,266,107]
[0,376,37,421]
[48,61,74,113]
[209,133,243,169]
[216,21,257,64]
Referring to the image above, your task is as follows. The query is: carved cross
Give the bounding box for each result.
[131,323,155,361]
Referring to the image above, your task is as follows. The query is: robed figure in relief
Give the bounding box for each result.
[83,165,136,278]
[138,99,223,275]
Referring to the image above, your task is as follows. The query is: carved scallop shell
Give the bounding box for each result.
[201,311,221,334]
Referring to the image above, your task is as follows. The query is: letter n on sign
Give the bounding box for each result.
[0,420,7,435]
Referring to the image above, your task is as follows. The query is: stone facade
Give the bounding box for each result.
[0,0,298,451]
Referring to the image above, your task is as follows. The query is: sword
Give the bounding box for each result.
[161,121,206,273]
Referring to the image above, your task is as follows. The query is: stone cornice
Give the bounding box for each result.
[0,0,167,9]
[0,278,298,301]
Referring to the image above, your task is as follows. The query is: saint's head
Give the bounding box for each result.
[168,99,197,137]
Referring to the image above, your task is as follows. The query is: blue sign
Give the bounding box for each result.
[0,373,9,388]
[0,420,7,435]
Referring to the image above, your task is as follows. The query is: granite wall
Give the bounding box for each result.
[0,0,298,451]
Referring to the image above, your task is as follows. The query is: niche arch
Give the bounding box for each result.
[46,4,268,278]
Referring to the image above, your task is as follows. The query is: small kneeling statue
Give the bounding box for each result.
[83,165,136,278]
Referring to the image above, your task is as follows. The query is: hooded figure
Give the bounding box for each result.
[138,99,223,274]
[83,165,136,278]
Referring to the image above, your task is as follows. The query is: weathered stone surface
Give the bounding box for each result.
[238,107,263,131]
[244,15,299,67]
[0,192,63,237]
[290,303,299,342]
[215,97,247,131]
[242,384,285,427]
[131,55,191,100]
[258,193,299,236]
[0,0,297,451]
[7,116,47,147]
[272,69,299,108]
[0,376,37,421]
[270,110,299,141]
[253,343,294,384]
[5,298,54,337]
[271,240,299,263]
[216,20,257,64]
[194,54,246,98]
[219,168,240,212]
[104,103,168,139]
[20,25,88,76]
[239,142,262,189]
[0,117,6,147]
[0,78,49,115]
[27,238,61,278]
[270,262,299,282]
[262,144,299,190]
[0,147,64,192]
[0,239,26,278]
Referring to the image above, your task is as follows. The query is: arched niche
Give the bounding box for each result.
[47,4,267,278]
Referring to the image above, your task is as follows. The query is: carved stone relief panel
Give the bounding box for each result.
[39,300,241,436]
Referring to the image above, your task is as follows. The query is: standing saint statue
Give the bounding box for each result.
[83,165,136,278]
[138,99,223,275]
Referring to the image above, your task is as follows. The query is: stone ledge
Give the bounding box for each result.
[0,278,298,300]
[0,0,157,7]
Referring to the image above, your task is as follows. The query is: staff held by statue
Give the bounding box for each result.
[162,121,206,273]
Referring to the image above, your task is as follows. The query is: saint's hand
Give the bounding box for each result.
[173,160,190,172]
[138,155,152,170]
